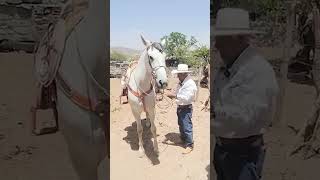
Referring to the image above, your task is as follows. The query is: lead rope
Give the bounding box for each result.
[156,88,174,109]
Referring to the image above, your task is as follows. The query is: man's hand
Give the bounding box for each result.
[164,90,176,99]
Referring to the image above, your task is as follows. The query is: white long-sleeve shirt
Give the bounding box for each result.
[212,46,279,138]
[175,75,198,105]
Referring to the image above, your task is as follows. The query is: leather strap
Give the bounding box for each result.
[127,83,153,97]
[56,73,98,112]
[127,83,153,112]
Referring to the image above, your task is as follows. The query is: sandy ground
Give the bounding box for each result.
[110,77,210,180]
[0,52,78,180]
[1,52,320,180]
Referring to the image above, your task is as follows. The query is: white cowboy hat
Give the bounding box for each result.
[171,64,192,74]
[212,8,265,36]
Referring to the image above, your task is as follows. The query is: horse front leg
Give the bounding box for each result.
[148,110,159,156]
[132,110,145,157]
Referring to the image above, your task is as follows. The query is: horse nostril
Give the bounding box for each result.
[159,80,167,88]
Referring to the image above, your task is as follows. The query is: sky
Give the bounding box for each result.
[110,0,210,50]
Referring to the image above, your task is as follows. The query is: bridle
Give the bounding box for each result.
[133,42,166,96]
[146,42,166,84]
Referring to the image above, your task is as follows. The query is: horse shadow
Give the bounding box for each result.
[123,119,160,165]
[162,132,184,148]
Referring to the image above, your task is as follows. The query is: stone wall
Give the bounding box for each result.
[0,0,65,52]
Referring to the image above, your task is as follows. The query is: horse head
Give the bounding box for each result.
[140,34,168,89]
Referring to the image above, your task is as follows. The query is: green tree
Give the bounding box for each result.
[192,46,210,63]
[184,46,210,68]
[161,32,199,66]
[110,51,128,62]
[161,32,198,60]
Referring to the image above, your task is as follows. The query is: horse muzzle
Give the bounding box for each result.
[158,80,168,89]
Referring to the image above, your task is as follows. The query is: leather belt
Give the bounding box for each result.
[216,134,264,147]
[177,104,192,109]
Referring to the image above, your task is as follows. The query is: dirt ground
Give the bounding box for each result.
[0,52,78,180]
[110,77,210,180]
[1,52,320,180]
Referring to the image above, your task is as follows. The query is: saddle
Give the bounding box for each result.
[31,1,89,135]
[119,61,138,100]
[120,60,155,112]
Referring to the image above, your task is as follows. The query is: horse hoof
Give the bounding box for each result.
[154,150,159,156]
[138,150,145,158]
[145,120,151,128]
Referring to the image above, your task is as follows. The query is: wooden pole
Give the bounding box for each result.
[195,62,203,101]
[274,1,296,126]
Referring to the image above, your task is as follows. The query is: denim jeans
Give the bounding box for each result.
[213,136,266,180]
[177,105,193,147]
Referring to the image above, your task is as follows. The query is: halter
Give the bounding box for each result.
[146,42,166,82]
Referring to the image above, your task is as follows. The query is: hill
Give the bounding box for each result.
[110,47,141,57]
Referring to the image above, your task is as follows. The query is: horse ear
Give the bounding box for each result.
[160,38,166,48]
[140,34,151,46]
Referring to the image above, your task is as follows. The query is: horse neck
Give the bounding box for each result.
[134,51,153,91]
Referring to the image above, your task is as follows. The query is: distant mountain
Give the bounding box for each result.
[110,47,141,57]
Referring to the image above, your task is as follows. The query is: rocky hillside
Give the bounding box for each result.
[110,47,141,57]
[0,0,65,52]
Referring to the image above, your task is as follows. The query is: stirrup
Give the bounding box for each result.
[30,106,59,136]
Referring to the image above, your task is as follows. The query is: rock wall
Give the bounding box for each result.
[0,0,65,52]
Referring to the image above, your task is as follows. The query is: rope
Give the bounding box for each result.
[156,89,174,109]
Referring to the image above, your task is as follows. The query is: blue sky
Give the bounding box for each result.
[111,0,210,50]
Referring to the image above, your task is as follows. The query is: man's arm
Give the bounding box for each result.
[165,90,176,99]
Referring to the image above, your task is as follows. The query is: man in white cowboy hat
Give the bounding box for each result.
[212,8,279,180]
[165,64,198,154]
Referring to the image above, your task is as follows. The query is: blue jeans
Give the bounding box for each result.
[213,136,266,180]
[177,105,193,147]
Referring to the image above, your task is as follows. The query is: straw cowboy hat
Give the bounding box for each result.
[171,64,192,74]
[212,8,265,36]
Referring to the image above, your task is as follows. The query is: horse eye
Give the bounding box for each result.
[149,56,154,61]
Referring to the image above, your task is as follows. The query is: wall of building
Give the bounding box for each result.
[0,0,65,52]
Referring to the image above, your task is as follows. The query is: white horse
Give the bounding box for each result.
[55,0,108,179]
[127,35,168,157]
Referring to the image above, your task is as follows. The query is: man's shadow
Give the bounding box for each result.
[162,132,185,148]
[123,119,160,165]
